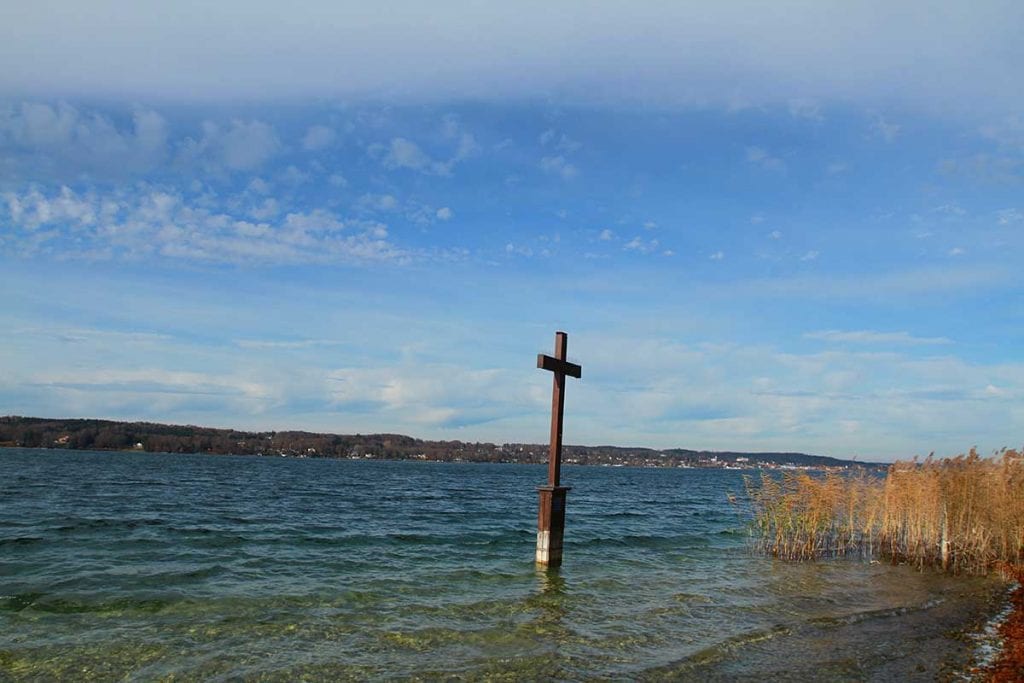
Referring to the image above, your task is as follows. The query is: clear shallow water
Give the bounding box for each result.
[0,449,1003,681]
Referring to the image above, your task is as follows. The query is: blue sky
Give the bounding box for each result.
[1,2,1022,460]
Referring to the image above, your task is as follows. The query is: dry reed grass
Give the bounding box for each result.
[745,449,1024,575]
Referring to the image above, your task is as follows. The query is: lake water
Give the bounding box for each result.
[0,448,1005,680]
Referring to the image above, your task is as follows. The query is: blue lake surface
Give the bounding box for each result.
[0,448,1003,680]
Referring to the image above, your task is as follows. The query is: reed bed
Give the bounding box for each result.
[745,449,1024,575]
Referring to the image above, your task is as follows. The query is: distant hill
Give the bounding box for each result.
[0,416,884,470]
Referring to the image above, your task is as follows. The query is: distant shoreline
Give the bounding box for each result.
[0,443,873,474]
[0,415,884,471]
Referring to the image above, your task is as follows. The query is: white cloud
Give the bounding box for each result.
[278,165,310,185]
[177,119,280,172]
[540,129,581,153]
[540,155,578,180]
[717,265,1011,302]
[948,246,966,256]
[805,330,952,345]
[236,338,344,350]
[31,367,274,402]
[996,208,1022,225]
[870,116,901,142]
[0,186,407,265]
[4,102,77,147]
[0,101,168,176]
[826,161,848,175]
[372,122,478,177]
[2,185,100,229]
[435,207,453,221]
[11,322,1021,458]
[979,116,1024,150]
[445,123,480,161]
[282,209,346,234]
[249,198,279,220]
[326,363,524,429]
[788,98,823,121]
[302,124,336,151]
[328,173,348,187]
[598,229,614,241]
[933,203,966,217]
[358,193,398,212]
[769,230,782,240]
[33,326,172,347]
[569,332,1024,459]
[800,250,819,261]
[624,236,659,254]
[3,3,1019,121]
[745,146,785,171]
[505,242,533,257]
[379,137,432,171]
[246,177,271,194]
[709,251,724,260]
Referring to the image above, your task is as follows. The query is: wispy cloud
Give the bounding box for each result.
[745,146,785,172]
[787,98,823,122]
[235,338,345,350]
[805,330,952,346]
[176,119,281,172]
[720,265,1012,301]
[540,129,581,153]
[997,208,1022,225]
[870,116,901,142]
[623,236,660,254]
[540,155,578,180]
[370,124,478,176]
[1,186,407,265]
[301,124,336,151]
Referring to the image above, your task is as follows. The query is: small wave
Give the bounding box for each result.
[578,534,711,550]
[52,518,166,533]
[639,624,792,678]
[0,536,45,547]
[388,533,441,545]
[0,592,173,615]
[806,597,946,627]
[0,592,45,612]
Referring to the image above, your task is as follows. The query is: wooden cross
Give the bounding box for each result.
[534,331,581,567]
[537,331,582,487]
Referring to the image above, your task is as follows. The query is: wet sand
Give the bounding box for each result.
[641,572,1010,682]
[981,569,1024,682]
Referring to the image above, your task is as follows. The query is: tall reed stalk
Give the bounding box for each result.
[744,449,1024,575]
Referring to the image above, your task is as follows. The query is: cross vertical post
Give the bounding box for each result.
[535,330,582,567]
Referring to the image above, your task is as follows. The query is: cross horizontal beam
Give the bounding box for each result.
[537,354,582,379]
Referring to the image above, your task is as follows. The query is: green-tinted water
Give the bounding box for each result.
[0,449,1003,680]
